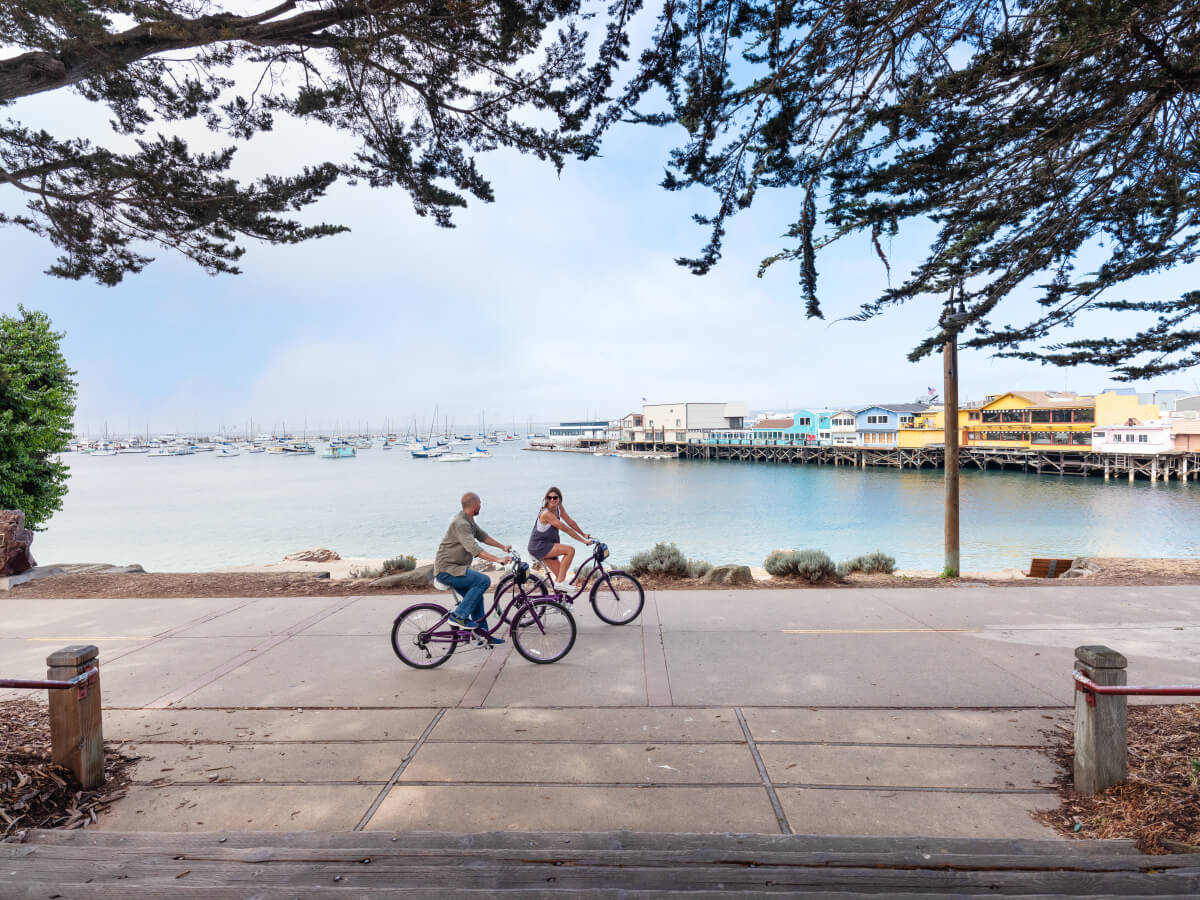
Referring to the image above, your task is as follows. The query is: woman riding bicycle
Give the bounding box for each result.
[528,486,591,590]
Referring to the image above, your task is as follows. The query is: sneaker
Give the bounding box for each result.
[552,581,573,592]
[474,626,505,645]
[447,614,472,629]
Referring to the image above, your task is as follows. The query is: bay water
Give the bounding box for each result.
[38,444,1200,573]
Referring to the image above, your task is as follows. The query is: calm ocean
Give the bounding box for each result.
[36,443,1200,573]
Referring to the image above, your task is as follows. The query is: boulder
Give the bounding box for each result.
[471,559,504,573]
[700,564,754,586]
[0,510,36,576]
[284,548,341,563]
[1061,557,1100,579]
[371,564,434,588]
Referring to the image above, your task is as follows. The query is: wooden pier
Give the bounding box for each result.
[613,442,1200,482]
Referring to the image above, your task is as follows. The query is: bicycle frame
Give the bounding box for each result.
[427,573,555,647]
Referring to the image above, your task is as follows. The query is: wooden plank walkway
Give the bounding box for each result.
[5,830,1199,896]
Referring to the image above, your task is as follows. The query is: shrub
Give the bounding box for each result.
[764,549,839,584]
[382,555,417,574]
[687,559,713,579]
[838,551,896,577]
[629,542,697,579]
[351,554,417,579]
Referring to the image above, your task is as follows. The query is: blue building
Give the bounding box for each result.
[855,403,930,447]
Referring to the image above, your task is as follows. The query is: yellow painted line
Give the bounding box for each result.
[781,628,981,634]
[26,637,149,642]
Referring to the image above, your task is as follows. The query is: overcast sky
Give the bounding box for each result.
[4,29,1199,437]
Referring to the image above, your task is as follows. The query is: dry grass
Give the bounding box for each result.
[1035,703,1200,854]
[1,698,137,840]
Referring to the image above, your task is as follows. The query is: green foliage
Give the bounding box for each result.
[611,1,1200,379]
[0,1,634,284]
[1189,759,1200,788]
[382,555,417,574]
[629,542,710,579]
[352,554,417,578]
[0,306,77,529]
[764,549,839,584]
[837,551,896,577]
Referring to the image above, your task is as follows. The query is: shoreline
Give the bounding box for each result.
[6,556,1200,599]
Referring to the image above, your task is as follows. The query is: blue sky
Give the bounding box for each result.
[3,37,1198,437]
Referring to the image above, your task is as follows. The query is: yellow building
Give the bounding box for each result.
[897,403,985,448]
[901,390,1163,452]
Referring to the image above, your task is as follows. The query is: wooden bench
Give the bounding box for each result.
[1028,557,1075,578]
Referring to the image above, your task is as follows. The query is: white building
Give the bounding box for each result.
[1092,420,1174,454]
[830,410,858,446]
[636,402,748,444]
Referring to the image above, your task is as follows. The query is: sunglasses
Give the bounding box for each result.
[546,495,561,501]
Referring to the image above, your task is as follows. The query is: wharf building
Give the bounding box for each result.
[609,392,1200,482]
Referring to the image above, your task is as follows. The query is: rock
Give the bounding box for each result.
[471,559,504,573]
[371,564,434,588]
[700,564,754,586]
[284,548,340,563]
[1061,557,1100,579]
[0,510,36,576]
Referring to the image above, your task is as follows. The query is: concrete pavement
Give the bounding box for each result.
[3,584,1198,837]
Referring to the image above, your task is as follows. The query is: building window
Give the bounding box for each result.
[1029,410,1052,423]
[1073,432,1092,445]
[1138,433,1149,443]
[1032,431,1053,444]
[1074,408,1095,423]
[1093,431,1105,439]
[981,410,1002,423]
[1001,409,1025,423]
[798,417,811,426]
[969,411,980,421]
[675,419,681,427]
[1052,409,1073,423]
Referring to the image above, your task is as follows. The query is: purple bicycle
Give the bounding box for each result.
[391,551,576,668]
[489,540,644,626]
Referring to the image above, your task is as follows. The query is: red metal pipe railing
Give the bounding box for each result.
[0,666,98,692]
[1074,668,1200,698]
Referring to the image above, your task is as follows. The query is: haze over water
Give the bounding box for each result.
[40,443,1200,573]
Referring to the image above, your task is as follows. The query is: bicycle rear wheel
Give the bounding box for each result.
[510,599,576,664]
[492,572,549,624]
[589,571,645,625]
[391,603,456,669]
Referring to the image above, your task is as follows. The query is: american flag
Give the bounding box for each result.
[927,386,937,396]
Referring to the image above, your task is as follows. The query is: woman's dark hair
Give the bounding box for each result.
[542,486,563,508]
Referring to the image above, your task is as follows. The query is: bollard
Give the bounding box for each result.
[1073,645,1127,795]
[47,644,105,790]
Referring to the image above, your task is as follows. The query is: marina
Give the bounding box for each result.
[37,439,1200,576]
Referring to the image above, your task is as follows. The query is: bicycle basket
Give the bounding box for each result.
[514,561,529,584]
[595,542,609,561]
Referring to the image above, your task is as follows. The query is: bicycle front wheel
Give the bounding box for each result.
[511,599,576,664]
[391,603,456,669]
[589,571,645,625]
[493,573,548,624]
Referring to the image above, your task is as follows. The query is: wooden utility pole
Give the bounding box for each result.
[943,331,960,577]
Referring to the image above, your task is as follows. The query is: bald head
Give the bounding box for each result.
[461,492,481,515]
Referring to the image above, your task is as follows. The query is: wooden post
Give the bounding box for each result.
[1104,459,1109,481]
[943,334,960,577]
[47,644,104,790]
[1073,645,1127,796]
[1151,457,1158,483]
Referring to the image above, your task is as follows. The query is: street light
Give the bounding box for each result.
[942,288,971,577]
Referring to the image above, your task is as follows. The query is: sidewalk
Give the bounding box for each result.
[3,585,1199,837]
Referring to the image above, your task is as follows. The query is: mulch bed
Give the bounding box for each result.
[1035,703,1200,854]
[0,698,137,840]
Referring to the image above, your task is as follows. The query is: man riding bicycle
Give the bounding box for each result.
[435,491,512,644]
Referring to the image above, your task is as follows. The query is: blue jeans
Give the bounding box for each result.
[436,569,490,628]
